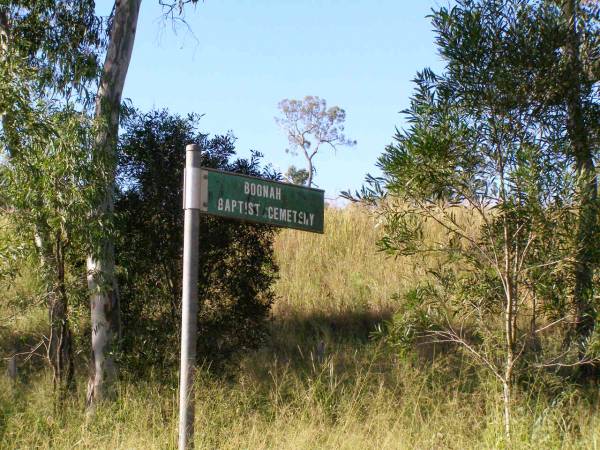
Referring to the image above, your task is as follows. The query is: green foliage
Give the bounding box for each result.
[0,104,102,392]
[115,109,279,373]
[284,165,309,186]
[0,105,97,287]
[0,0,103,101]
[1,106,96,243]
[348,6,600,435]
[0,0,105,394]
[0,0,106,294]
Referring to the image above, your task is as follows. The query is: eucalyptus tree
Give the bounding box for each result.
[358,68,578,441]
[0,0,101,156]
[0,1,101,102]
[0,0,205,405]
[0,0,103,396]
[1,107,100,396]
[276,96,356,187]
[85,0,142,407]
[87,0,202,406]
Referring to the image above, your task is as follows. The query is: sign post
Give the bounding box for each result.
[197,167,324,233]
[178,144,201,450]
[178,149,324,448]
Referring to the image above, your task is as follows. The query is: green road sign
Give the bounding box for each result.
[194,167,324,233]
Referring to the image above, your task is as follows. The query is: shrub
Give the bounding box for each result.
[116,110,279,374]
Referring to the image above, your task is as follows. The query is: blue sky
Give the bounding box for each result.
[96,1,446,201]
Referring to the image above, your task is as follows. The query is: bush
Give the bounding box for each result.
[115,110,279,374]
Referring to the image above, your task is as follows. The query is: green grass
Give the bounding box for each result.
[2,206,600,449]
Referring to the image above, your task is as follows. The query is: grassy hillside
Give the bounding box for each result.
[1,207,600,449]
[274,205,417,314]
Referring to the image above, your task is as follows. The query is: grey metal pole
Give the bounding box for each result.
[178,144,202,450]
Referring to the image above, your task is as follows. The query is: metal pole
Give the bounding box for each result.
[178,144,202,450]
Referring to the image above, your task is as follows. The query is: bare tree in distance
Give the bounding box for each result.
[276,96,356,188]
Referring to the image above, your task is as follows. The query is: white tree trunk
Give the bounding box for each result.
[0,9,10,130]
[86,0,142,408]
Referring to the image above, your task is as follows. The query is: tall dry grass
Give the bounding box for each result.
[2,350,599,449]
[1,206,599,449]
[273,205,422,315]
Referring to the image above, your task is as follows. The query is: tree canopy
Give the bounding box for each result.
[347,0,600,438]
[276,96,356,188]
